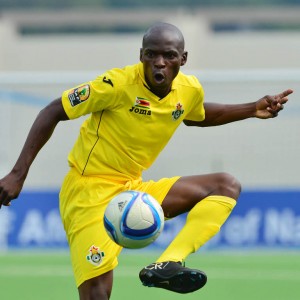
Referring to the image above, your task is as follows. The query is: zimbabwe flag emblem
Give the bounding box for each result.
[135,97,150,109]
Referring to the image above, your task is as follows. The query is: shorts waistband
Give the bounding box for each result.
[68,167,142,187]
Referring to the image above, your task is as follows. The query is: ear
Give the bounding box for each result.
[139,48,143,62]
[180,51,188,66]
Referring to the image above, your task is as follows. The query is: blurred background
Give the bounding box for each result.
[0,1,299,299]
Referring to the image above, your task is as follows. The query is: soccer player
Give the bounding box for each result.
[0,22,293,299]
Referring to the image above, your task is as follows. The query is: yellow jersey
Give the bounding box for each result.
[61,63,205,181]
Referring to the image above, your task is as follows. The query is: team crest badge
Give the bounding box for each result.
[172,102,184,120]
[68,84,90,107]
[86,245,105,266]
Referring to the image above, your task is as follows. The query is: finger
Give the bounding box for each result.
[275,102,284,110]
[278,89,293,99]
[0,190,3,209]
[267,107,279,117]
[268,99,281,110]
[278,104,284,111]
[0,190,10,209]
[2,198,12,207]
[278,97,289,104]
[272,94,289,106]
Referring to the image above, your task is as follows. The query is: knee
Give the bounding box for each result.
[79,286,111,300]
[216,172,241,200]
[78,274,112,300]
[91,287,111,300]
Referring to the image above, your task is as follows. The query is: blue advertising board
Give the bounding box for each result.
[0,190,299,250]
[0,191,67,250]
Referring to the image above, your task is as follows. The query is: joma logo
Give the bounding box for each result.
[129,106,152,115]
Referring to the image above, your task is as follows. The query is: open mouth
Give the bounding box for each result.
[154,73,165,83]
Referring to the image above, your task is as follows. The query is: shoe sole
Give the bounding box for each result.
[139,268,207,294]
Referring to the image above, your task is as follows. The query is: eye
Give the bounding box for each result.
[164,52,177,59]
[145,51,154,58]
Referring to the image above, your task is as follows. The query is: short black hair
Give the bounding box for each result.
[142,22,185,51]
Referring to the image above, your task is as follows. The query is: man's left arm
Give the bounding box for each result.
[184,89,293,127]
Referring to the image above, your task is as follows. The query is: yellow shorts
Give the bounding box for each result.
[59,168,180,287]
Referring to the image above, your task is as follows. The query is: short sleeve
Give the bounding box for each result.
[61,73,117,120]
[184,81,205,122]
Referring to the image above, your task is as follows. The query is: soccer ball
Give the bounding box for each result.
[104,190,164,249]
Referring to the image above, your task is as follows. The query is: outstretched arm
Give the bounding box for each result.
[0,98,69,208]
[184,89,293,127]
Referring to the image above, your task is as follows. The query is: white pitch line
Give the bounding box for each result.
[0,266,73,277]
[1,266,300,282]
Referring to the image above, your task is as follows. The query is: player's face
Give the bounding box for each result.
[140,33,187,98]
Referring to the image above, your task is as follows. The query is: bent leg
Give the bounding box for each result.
[162,173,241,218]
[162,172,241,218]
[157,172,241,262]
[78,271,113,300]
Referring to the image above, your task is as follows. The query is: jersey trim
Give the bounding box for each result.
[82,111,104,175]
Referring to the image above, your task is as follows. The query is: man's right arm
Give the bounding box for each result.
[0,98,69,208]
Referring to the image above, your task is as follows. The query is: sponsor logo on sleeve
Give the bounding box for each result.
[68,84,90,107]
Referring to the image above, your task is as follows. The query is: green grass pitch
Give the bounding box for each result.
[0,251,299,300]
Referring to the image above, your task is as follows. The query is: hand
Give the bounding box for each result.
[255,89,293,119]
[0,172,24,209]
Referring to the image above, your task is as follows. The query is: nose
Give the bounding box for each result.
[154,55,165,68]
